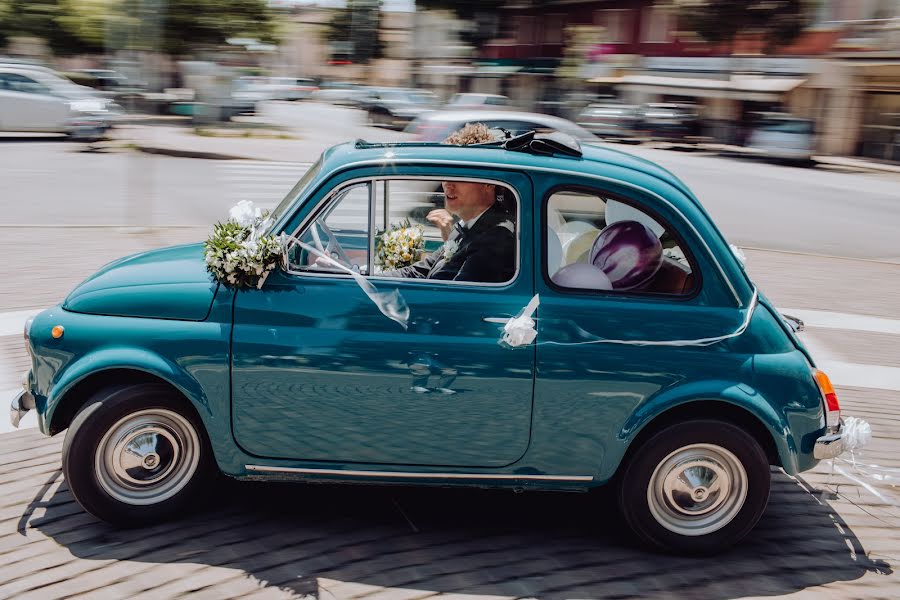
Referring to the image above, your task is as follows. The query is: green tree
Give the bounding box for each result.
[326,0,383,64]
[674,0,813,53]
[0,0,276,57]
[414,0,506,48]
[0,0,106,55]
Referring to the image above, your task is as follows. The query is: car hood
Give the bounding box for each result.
[63,243,219,321]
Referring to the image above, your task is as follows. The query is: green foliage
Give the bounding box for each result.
[674,0,812,52]
[162,0,276,56]
[414,0,506,48]
[326,0,383,64]
[0,0,106,55]
[0,0,276,57]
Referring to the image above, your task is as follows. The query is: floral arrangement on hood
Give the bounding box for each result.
[204,200,285,289]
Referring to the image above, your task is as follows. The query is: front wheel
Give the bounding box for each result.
[62,384,213,526]
[617,419,771,555]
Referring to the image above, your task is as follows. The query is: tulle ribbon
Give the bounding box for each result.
[288,238,410,329]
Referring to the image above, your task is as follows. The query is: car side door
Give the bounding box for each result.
[230,166,537,469]
[531,177,752,479]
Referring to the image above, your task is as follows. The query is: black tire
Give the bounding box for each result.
[62,384,213,526]
[617,419,770,555]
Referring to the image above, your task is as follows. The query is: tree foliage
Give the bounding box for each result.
[161,0,276,56]
[414,0,506,48]
[0,0,277,56]
[326,0,383,64]
[0,0,108,55]
[674,0,812,52]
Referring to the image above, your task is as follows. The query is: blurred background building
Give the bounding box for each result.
[1,0,898,161]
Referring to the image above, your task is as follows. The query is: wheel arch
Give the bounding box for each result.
[610,386,799,481]
[46,348,213,436]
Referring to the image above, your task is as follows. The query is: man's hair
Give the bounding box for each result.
[443,123,497,146]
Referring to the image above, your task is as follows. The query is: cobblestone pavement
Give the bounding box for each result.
[1,229,899,598]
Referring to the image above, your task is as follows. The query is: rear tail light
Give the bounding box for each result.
[814,369,841,429]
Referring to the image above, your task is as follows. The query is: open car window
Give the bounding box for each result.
[287,177,519,285]
[546,189,696,296]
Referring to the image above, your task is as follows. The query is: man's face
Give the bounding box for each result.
[442,181,494,220]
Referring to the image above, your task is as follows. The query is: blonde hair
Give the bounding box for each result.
[443,123,497,146]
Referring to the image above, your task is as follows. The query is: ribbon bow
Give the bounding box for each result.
[501,294,540,348]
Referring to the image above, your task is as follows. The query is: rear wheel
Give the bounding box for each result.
[617,419,771,554]
[62,384,212,526]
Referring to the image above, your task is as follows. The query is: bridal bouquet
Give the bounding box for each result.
[204,200,285,289]
[375,219,425,270]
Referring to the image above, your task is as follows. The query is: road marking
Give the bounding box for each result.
[0,309,40,337]
[780,308,900,335]
[815,361,900,392]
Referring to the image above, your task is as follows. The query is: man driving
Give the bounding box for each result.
[383,124,516,283]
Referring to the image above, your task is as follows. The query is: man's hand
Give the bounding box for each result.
[427,209,455,241]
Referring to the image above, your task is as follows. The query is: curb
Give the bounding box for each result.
[136,145,259,161]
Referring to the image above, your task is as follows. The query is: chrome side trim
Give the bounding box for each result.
[322,158,744,306]
[246,464,593,482]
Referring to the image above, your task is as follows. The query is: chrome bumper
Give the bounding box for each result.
[9,389,35,429]
[814,430,843,460]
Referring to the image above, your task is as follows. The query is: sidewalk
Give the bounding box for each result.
[117,123,900,175]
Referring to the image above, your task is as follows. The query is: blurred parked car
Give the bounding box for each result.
[577,102,642,142]
[362,88,436,129]
[0,65,119,138]
[746,115,816,164]
[264,77,319,101]
[406,109,599,143]
[311,87,369,106]
[446,93,511,109]
[638,103,703,144]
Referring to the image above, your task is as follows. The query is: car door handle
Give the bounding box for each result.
[483,317,511,324]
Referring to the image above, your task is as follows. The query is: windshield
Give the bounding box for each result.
[268,157,323,233]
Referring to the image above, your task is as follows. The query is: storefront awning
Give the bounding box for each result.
[616,75,807,101]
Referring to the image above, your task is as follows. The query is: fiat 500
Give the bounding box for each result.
[12,135,843,554]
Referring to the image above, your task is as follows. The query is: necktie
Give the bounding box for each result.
[454,221,468,239]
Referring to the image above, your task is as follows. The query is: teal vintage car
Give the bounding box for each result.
[12,134,844,554]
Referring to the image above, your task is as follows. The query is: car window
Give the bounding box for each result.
[290,182,371,274]
[374,178,518,284]
[546,189,696,296]
[1,73,50,94]
[758,119,814,134]
[289,177,519,285]
[485,96,508,106]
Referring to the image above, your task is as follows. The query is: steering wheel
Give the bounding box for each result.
[310,217,354,270]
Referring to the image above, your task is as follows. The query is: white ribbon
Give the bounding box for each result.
[289,239,410,329]
[501,294,540,348]
[842,417,872,452]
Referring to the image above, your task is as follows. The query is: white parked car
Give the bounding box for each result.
[746,116,816,164]
[446,93,511,109]
[0,66,119,138]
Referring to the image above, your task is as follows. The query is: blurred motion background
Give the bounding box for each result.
[0,0,899,312]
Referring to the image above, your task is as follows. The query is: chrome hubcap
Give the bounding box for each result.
[648,443,748,536]
[95,409,200,506]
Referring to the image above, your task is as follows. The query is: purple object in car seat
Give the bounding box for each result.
[590,221,662,290]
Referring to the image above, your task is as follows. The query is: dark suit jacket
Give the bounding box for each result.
[385,203,516,283]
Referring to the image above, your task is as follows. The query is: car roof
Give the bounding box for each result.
[317,139,696,207]
[419,109,581,127]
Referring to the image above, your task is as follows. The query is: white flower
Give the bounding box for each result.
[443,239,459,260]
[229,200,262,228]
